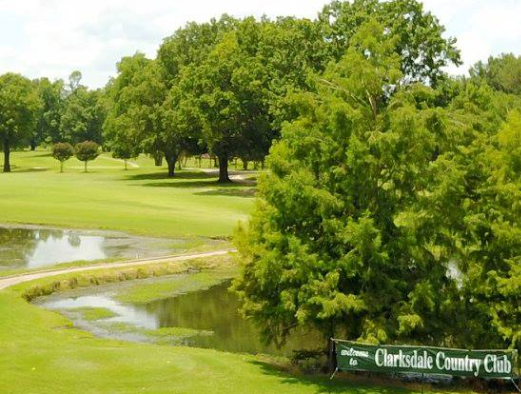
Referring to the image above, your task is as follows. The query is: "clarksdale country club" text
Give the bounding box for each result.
[374,349,511,377]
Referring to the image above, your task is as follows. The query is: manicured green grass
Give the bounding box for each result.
[0,267,473,394]
[0,150,254,238]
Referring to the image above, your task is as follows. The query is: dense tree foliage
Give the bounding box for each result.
[0,73,40,172]
[61,72,106,145]
[104,54,164,169]
[233,19,521,356]
[104,0,460,181]
[318,0,461,85]
[33,72,106,150]
[34,78,64,149]
[471,54,521,95]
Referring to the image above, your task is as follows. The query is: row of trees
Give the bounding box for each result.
[2,0,520,182]
[0,71,105,172]
[102,0,461,182]
[52,141,100,173]
[232,4,521,355]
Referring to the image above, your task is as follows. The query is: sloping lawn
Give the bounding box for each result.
[0,282,470,394]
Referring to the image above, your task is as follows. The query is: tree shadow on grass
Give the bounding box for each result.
[140,180,257,190]
[141,180,220,188]
[194,188,257,198]
[123,171,215,182]
[249,360,411,394]
[34,152,53,157]
[137,175,257,190]
[8,167,49,173]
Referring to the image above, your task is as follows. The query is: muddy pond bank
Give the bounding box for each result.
[0,224,224,271]
[35,271,323,357]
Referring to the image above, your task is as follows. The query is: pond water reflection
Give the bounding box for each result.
[38,280,323,357]
[0,225,181,270]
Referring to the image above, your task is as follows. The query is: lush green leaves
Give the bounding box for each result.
[75,141,100,172]
[233,19,521,354]
[52,142,75,172]
[0,73,40,172]
[61,72,105,145]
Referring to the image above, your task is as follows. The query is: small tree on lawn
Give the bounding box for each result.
[52,143,75,173]
[75,141,99,172]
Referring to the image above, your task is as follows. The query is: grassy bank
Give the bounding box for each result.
[0,150,254,238]
[0,255,476,394]
[2,284,419,394]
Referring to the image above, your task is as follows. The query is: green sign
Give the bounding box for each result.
[334,340,517,379]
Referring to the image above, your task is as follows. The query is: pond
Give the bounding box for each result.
[0,225,194,271]
[36,277,324,357]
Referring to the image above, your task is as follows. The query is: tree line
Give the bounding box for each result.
[2,0,520,182]
[1,0,465,179]
[1,0,520,182]
[0,71,106,172]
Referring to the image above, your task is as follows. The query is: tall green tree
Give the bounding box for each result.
[33,77,64,149]
[318,0,461,85]
[459,110,521,350]
[470,54,521,95]
[186,28,273,182]
[104,54,182,175]
[158,83,202,177]
[61,72,105,145]
[104,54,151,167]
[155,17,240,176]
[0,73,40,172]
[233,20,473,350]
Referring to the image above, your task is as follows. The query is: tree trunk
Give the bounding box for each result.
[60,161,64,173]
[84,161,88,173]
[218,154,231,183]
[124,160,128,170]
[3,138,11,173]
[242,160,248,171]
[166,153,177,178]
[30,139,37,151]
